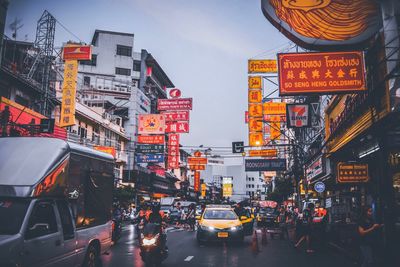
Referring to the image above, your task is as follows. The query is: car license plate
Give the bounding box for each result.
[218,232,229,238]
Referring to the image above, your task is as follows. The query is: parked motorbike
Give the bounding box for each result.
[139,223,168,266]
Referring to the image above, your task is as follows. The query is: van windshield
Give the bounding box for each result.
[0,198,30,235]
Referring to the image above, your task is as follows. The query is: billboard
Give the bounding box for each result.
[138,114,165,134]
[166,121,189,133]
[62,45,92,61]
[286,104,311,128]
[60,60,78,127]
[136,144,164,154]
[248,76,262,89]
[248,59,278,73]
[278,52,366,95]
[135,154,165,164]
[138,135,165,144]
[161,111,190,122]
[93,146,116,158]
[245,159,286,171]
[157,98,193,111]
[261,0,382,50]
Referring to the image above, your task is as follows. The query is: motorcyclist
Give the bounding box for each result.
[146,203,167,254]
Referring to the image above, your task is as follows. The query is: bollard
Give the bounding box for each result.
[251,230,260,254]
[261,227,268,245]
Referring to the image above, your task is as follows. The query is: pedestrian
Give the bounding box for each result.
[357,206,383,267]
[294,202,315,253]
[187,203,196,231]
[278,206,290,240]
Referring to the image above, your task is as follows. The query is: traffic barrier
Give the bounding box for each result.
[251,230,260,254]
[261,227,268,245]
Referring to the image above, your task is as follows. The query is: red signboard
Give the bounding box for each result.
[166,121,189,133]
[167,134,180,169]
[188,157,208,165]
[190,165,206,171]
[62,45,92,61]
[157,98,193,111]
[278,51,366,95]
[194,171,200,192]
[137,135,165,144]
[161,111,190,122]
[169,88,182,98]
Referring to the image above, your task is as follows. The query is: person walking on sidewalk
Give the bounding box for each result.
[294,202,315,253]
[358,206,383,267]
[278,206,290,240]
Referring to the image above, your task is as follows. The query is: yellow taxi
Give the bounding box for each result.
[196,205,253,244]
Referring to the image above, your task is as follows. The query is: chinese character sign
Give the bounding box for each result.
[60,60,78,127]
[166,121,189,133]
[248,90,263,103]
[138,114,166,134]
[138,135,165,144]
[278,51,366,95]
[249,132,263,147]
[248,76,262,89]
[248,103,263,118]
[248,118,263,132]
[194,171,200,192]
[167,134,180,169]
[161,111,190,122]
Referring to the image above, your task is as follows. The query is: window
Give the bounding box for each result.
[115,67,131,76]
[116,45,132,57]
[26,201,58,239]
[56,200,74,240]
[83,76,90,87]
[133,60,141,71]
[80,54,97,66]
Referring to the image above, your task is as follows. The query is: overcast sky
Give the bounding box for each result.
[5,0,290,149]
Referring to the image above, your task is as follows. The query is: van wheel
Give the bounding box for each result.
[83,244,100,267]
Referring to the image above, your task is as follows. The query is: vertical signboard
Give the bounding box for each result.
[222,176,233,197]
[167,134,180,169]
[194,171,200,192]
[201,183,207,197]
[60,60,78,127]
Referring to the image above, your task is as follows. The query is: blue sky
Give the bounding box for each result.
[5,0,290,149]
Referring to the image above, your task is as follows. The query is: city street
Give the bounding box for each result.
[101,224,355,267]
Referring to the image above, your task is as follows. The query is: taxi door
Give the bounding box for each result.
[240,209,254,236]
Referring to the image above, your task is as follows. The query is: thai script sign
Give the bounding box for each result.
[135,154,164,164]
[138,135,165,144]
[138,114,165,134]
[248,59,278,73]
[337,163,369,183]
[60,60,78,127]
[278,51,366,95]
[188,157,208,165]
[263,102,286,115]
[157,98,193,111]
[245,159,286,171]
[249,149,277,157]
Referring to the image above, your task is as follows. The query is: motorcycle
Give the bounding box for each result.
[112,216,123,244]
[140,223,168,266]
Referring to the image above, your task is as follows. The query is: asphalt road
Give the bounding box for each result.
[101,224,356,267]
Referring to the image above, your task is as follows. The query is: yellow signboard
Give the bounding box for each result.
[223,183,232,197]
[60,60,78,127]
[248,118,263,132]
[248,103,263,117]
[249,132,263,146]
[201,183,207,197]
[263,102,286,115]
[248,76,262,89]
[248,89,262,103]
[248,59,278,73]
[249,149,277,157]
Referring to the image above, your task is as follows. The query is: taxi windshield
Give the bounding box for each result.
[203,209,237,220]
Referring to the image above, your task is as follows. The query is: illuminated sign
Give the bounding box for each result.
[249,132,264,147]
[248,59,278,73]
[62,45,92,61]
[60,60,78,127]
[306,156,324,182]
[278,51,366,95]
[270,121,281,140]
[248,76,262,89]
[138,114,166,134]
[157,98,193,111]
[261,0,382,50]
[337,163,369,183]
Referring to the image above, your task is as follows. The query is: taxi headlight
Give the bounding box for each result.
[200,225,215,231]
[231,225,243,231]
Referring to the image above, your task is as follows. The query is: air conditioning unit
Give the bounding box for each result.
[112,115,123,127]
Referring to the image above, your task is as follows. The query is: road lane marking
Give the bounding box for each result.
[184,256,194,262]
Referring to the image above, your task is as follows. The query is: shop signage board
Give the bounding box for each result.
[248,103,263,117]
[245,159,286,171]
[136,144,164,154]
[286,104,311,128]
[314,182,325,193]
[93,146,116,158]
[278,51,367,95]
[135,154,164,164]
[270,121,281,140]
[306,156,324,182]
[166,121,189,133]
[138,114,166,134]
[138,135,165,144]
[188,157,208,165]
[169,88,181,98]
[248,89,263,103]
[190,165,206,171]
[167,134,180,169]
[248,59,278,73]
[194,171,200,192]
[248,76,262,89]
[201,183,207,197]
[263,102,286,115]
[60,60,78,127]
[157,98,193,111]
[161,111,190,122]
[248,118,263,132]
[249,149,277,157]
[249,132,264,147]
[337,163,369,183]
[264,114,286,122]
[261,0,382,50]
[222,177,233,197]
[62,45,92,61]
